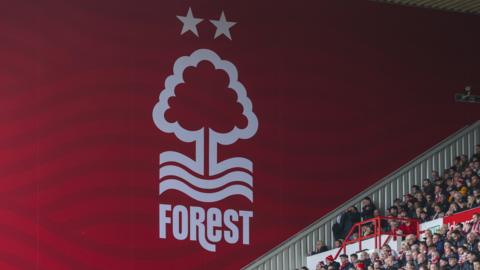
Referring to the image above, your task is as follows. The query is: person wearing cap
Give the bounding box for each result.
[339,254,353,270]
[326,255,340,270]
[355,262,365,270]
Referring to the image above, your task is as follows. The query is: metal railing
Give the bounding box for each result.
[243,120,480,270]
[334,216,419,260]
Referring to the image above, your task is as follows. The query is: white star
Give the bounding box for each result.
[177,7,203,37]
[210,11,236,40]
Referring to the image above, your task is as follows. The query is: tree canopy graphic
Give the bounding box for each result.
[165,61,247,134]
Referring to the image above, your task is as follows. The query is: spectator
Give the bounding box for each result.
[423,179,435,197]
[467,195,478,209]
[335,240,344,249]
[316,151,480,270]
[362,197,377,220]
[465,233,478,252]
[471,145,480,162]
[360,251,372,268]
[448,254,461,270]
[468,176,480,195]
[433,233,445,254]
[385,256,398,270]
[470,214,480,235]
[339,254,353,270]
[433,204,445,219]
[416,253,428,269]
[451,230,466,247]
[350,254,358,265]
[311,240,329,255]
[326,255,340,270]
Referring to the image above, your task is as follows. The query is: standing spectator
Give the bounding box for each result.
[450,230,466,248]
[470,214,480,235]
[423,179,435,197]
[471,145,480,162]
[465,232,478,252]
[362,197,376,220]
[433,234,445,254]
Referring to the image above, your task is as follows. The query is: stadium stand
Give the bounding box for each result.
[305,143,480,270]
[243,121,480,270]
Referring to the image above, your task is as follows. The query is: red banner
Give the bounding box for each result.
[444,208,480,225]
[0,1,480,269]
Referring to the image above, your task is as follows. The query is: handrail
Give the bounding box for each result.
[333,216,419,260]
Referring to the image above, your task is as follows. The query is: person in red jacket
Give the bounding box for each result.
[398,220,417,235]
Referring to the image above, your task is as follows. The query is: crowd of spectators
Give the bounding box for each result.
[305,144,480,270]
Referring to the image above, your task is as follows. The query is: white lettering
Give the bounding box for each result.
[159,204,171,239]
[159,204,252,251]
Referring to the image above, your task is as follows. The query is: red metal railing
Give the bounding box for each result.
[333,216,420,260]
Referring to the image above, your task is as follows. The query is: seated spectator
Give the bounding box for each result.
[416,253,428,269]
[339,254,353,270]
[462,251,476,270]
[389,206,399,217]
[384,256,398,270]
[352,253,360,264]
[398,220,417,235]
[363,224,374,237]
[355,262,365,270]
[432,204,445,220]
[360,251,371,268]
[448,254,461,270]
[335,239,344,248]
[430,250,440,265]
[467,195,478,209]
[310,240,329,255]
[326,255,340,270]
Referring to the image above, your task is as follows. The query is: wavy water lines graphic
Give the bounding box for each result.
[159,162,254,202]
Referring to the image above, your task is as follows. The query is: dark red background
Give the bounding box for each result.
[0,0,479,269]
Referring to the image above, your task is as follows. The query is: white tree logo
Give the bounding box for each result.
[152,48,258,203]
